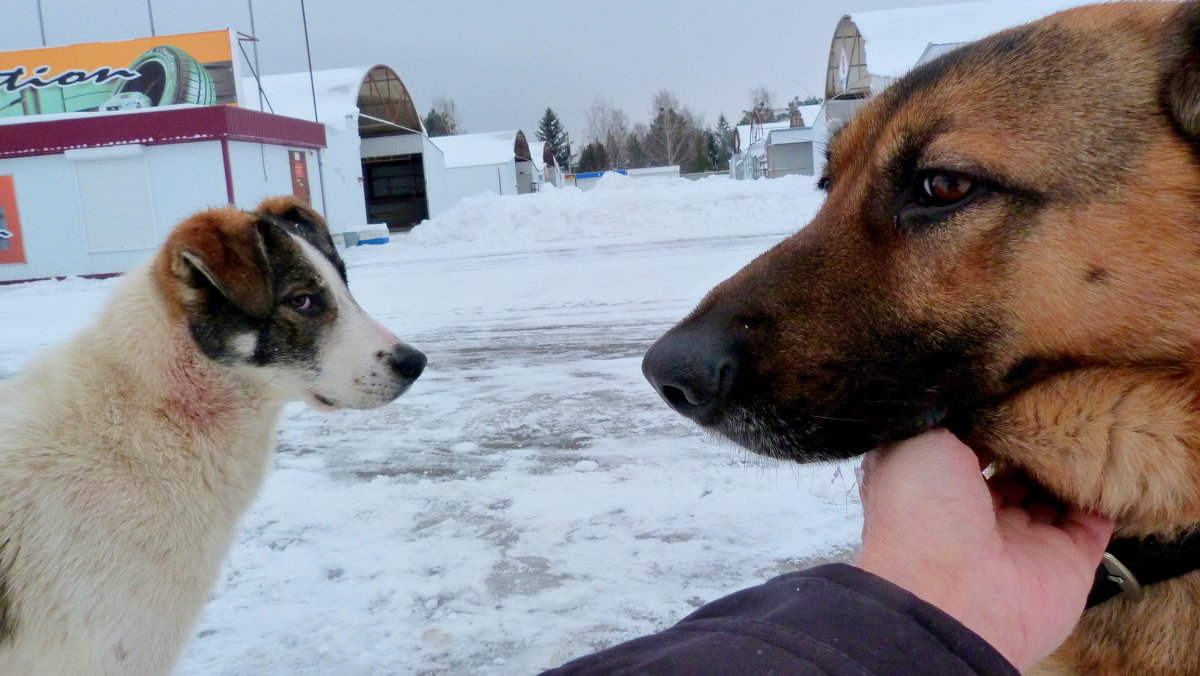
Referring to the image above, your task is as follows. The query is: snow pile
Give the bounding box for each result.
[401,173,823,254]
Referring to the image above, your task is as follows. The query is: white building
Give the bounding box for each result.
[431,131,536,207]
[248,65,449,236]
[527,140,563,189]
[763,126,816,178]
[820,0,1102,174]
[730,104,822,180]
[0,105,325,283]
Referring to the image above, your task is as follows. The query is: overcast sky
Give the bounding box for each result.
[2,0,974,141]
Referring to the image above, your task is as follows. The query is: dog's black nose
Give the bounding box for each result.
[642,328,736,425]
[387,345,427,381]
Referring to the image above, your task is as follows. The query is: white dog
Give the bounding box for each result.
[0,196,425,674]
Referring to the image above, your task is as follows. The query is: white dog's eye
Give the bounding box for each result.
[288,293,317,313]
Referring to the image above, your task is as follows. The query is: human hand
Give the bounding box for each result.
[853,430,1115,672]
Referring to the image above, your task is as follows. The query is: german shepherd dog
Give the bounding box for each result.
[0,197,425,674]
[643,2,1200,673]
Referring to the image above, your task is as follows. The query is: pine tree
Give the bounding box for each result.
[576,141,609,172]
[714,114,733,165]
[626,131,647,169]
[703,128,723,172]
[536,108,570,169]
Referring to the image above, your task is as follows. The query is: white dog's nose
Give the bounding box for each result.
[385,345,426,381]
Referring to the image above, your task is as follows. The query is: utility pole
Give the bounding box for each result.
[35,0,47,46]
[299,0,329,219]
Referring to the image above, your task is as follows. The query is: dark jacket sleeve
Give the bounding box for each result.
[540,563,1018,676]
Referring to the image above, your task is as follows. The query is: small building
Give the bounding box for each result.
[0,106,324,283]
[249,65,449,235]
[763,126,815,178]
[431,130,536,207]
[730,104,822,180]
[528,140,563,188]
[0,30,326,283]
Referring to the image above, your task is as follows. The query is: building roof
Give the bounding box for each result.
[733,104,823,154]
[431,131,531,168]
[847,0,1100,80]
[766,127,814,145]
[244,65,422,135]
[734,120,791,153]
[528,140,557,168]
[0,105,326,160]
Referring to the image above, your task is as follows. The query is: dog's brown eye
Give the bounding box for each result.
[288,294,316,312]
[923,173,973,204]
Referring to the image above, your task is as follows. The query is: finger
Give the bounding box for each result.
[1057,506,1116,561]
[883,428,981,480]
[988,474,1031,507]
[1024,496,1065,525]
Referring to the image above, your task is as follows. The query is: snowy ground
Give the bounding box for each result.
[0,174,864,675]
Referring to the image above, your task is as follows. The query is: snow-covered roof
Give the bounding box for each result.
[915,42,968,67]
[0,103,197,127]
[243,65,422,135]
[793,104,823,129]
[848,0,1101,80]
[734,104,824,153]
[432,131,528,169]
[735,120,790,153]
[528,140,557,168]
[766,127,814,145]
[244,67,366,128]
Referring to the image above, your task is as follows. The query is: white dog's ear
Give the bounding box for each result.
[159,207,274,320]
[1166,1,1200,139]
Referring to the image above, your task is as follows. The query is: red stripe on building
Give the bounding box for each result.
[0,106,326,159]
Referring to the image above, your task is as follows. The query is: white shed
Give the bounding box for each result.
[0,105,325,283]
[431,130,535,207]
[764,127,815,178]
[247,65,449,236]
[730,104,822,180]
[527,140,563,188]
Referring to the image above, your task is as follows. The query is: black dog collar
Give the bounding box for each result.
[1087,531,1200,607]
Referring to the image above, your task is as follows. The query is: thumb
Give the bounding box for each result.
[1058,506,1115,563]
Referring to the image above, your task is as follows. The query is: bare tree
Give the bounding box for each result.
[643,89,702,168]
[740,86,782,124]
[584,97,631,170]
[422,96,462,136]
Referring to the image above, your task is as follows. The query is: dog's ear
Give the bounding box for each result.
[254,196,332,242]
[158,207,274,320]
[1166,1,1200,140]
[254,196,345,279]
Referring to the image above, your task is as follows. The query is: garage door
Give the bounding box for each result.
[75,156,157,253]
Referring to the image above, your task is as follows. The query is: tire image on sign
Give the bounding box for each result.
[103,46,216,110]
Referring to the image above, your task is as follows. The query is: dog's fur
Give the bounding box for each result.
[0,196,424,674]
[643,2,1200,673]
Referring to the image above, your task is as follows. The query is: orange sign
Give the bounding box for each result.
[0,176,26,265]
[0,30,238,118]
[290,150,311,205]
